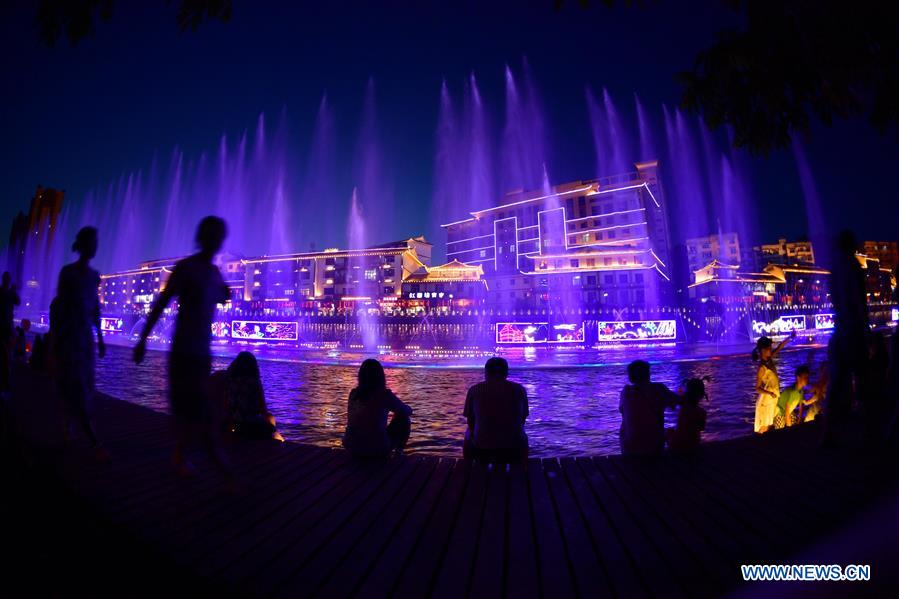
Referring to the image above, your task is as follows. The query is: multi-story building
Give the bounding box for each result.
[753,238,816,268]
[688,260,830,304]
[241,237,432,312]
[442,161,673,310]
[863,241,898,272]
[683,232,741,284]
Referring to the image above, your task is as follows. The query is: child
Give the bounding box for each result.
[803,365,828,423]
[666,378,707,453]
[752,332,794,434]
[774,365,810,428]
[619,360,680,457]
[210,351,283,441]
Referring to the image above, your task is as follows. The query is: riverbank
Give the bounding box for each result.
[4,365,898,596]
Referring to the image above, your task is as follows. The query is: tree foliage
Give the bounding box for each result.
[35,0,232,46]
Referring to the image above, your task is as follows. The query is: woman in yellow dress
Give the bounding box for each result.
[752,332,794,433]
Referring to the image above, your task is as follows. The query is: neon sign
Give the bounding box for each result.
[496,322,549,344]
[549,322,585,344]
[814,313,835,330]
[752,315,806,336]
[892,308,898,322]
[231,320,298,341]
[99,317,124,333]
[597,320,676,342]
[211,321,231,338]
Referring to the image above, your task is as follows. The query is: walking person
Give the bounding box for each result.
[752,332,794,434]
[134,216,231,477]
[54,227,108,461]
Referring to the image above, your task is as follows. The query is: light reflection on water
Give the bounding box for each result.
[96,343,828,458]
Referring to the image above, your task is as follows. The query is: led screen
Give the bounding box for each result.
[751,315,806,336]
[892,308,898,322]
[231,320,298,341]
[597,320,677,342]
[211,321,231,338]
[495,322,549,345]
[813,313,835,330]
[548,322,585,344]
[99,317,124,333]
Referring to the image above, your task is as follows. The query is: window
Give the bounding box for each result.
[604,257,612,266]
[634,273,644,283]
[364,269,377,280]
[619,274,628,284]
[570,259,580,268]
[586,275,597,285]
[480,249,487,258]
[509,244,516,253]
[608,230,616,239]
[586,258,595,267]
[604,275,614,285]
[582,234,590,243]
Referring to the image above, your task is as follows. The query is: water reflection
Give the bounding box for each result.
[97,344,828,457]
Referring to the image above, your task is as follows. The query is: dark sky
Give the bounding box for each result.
[2,1,896,267]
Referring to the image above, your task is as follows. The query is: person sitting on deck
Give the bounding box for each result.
[210,351,283,442]
[13,319,30,364]
[619,359,679,457]
[774,365,812,429]
[343,359,412,458]
[463,357,529,463]
[666,377,707,454]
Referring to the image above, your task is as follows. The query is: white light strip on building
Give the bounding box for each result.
[440,217,476,228]
[585,183,646,196]
[446,232,496,246]
[526,249,651,259]
[643,183,661,207]
[565,207,646,224]
[446,245,495,256]
[571,236,651,249]
[650,248,668,268]
[471,184,595,216]
[568,221,648,236]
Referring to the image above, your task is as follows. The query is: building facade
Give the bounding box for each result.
[442,161,673,310]
[863,241,898,272]
[752,238,816,268]
[683,232,741,284]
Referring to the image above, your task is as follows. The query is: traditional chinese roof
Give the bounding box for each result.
[404,259,485,283]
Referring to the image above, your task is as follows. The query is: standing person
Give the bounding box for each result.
[54,227,108,460]
[752,333,793,434]
[619,359,679,457]
[463,357,529,463]
[134,216,230,477]
[0,272,20,395]
[343,359,412,458]
[823,230,869,444]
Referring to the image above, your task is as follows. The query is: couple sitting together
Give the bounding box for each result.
[342,356,529,462]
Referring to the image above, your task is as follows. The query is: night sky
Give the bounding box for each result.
[2,1,897,267]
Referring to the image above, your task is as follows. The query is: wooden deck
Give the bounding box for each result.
[4,366,898,597]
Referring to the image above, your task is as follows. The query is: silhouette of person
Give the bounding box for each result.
[210,351,283,441]
[343,359,412,458]
[619,359,679,456]
[823,230,869,444]
[666,377,707,453]
[0,271,20,394]
[463,357,529,463]
[54,226,108,461]
[134,216,230,476]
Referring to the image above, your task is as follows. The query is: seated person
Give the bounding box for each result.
[619,360,679,457]
[666,378,707,453]
[803,365,828,423]
[775,365,810,428]
[463,357,529,463]
[210,351,283,441]
[343,359,412,458]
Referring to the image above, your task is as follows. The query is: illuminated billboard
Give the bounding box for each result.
[496,322,549,345]
[751,315,806,336]
[211,321,231,338]
[892,308,898,322]
[99,317,124,333]
[597,320,677,342]
[231,320,298,341]
[548,322,585,344]
[814,313,835,330]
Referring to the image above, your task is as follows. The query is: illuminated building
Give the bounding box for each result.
[688,260,831,304]
[401,259,488,312]
[241,237,432,310]
[752,237,816,268]
[862,241,898,272]
[441,161,673,308]
[856,253,895,303]
[683,232,741,283]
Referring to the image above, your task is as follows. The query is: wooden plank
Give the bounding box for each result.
[504,463,539,599]
[390,459,471,599]
[527,458,576,598]
[322,458,454,597]
[286,457,439,596]
[558,458,645,597]
[464,463,508,599]
[576,458,684,597]
[543,458,611,596]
